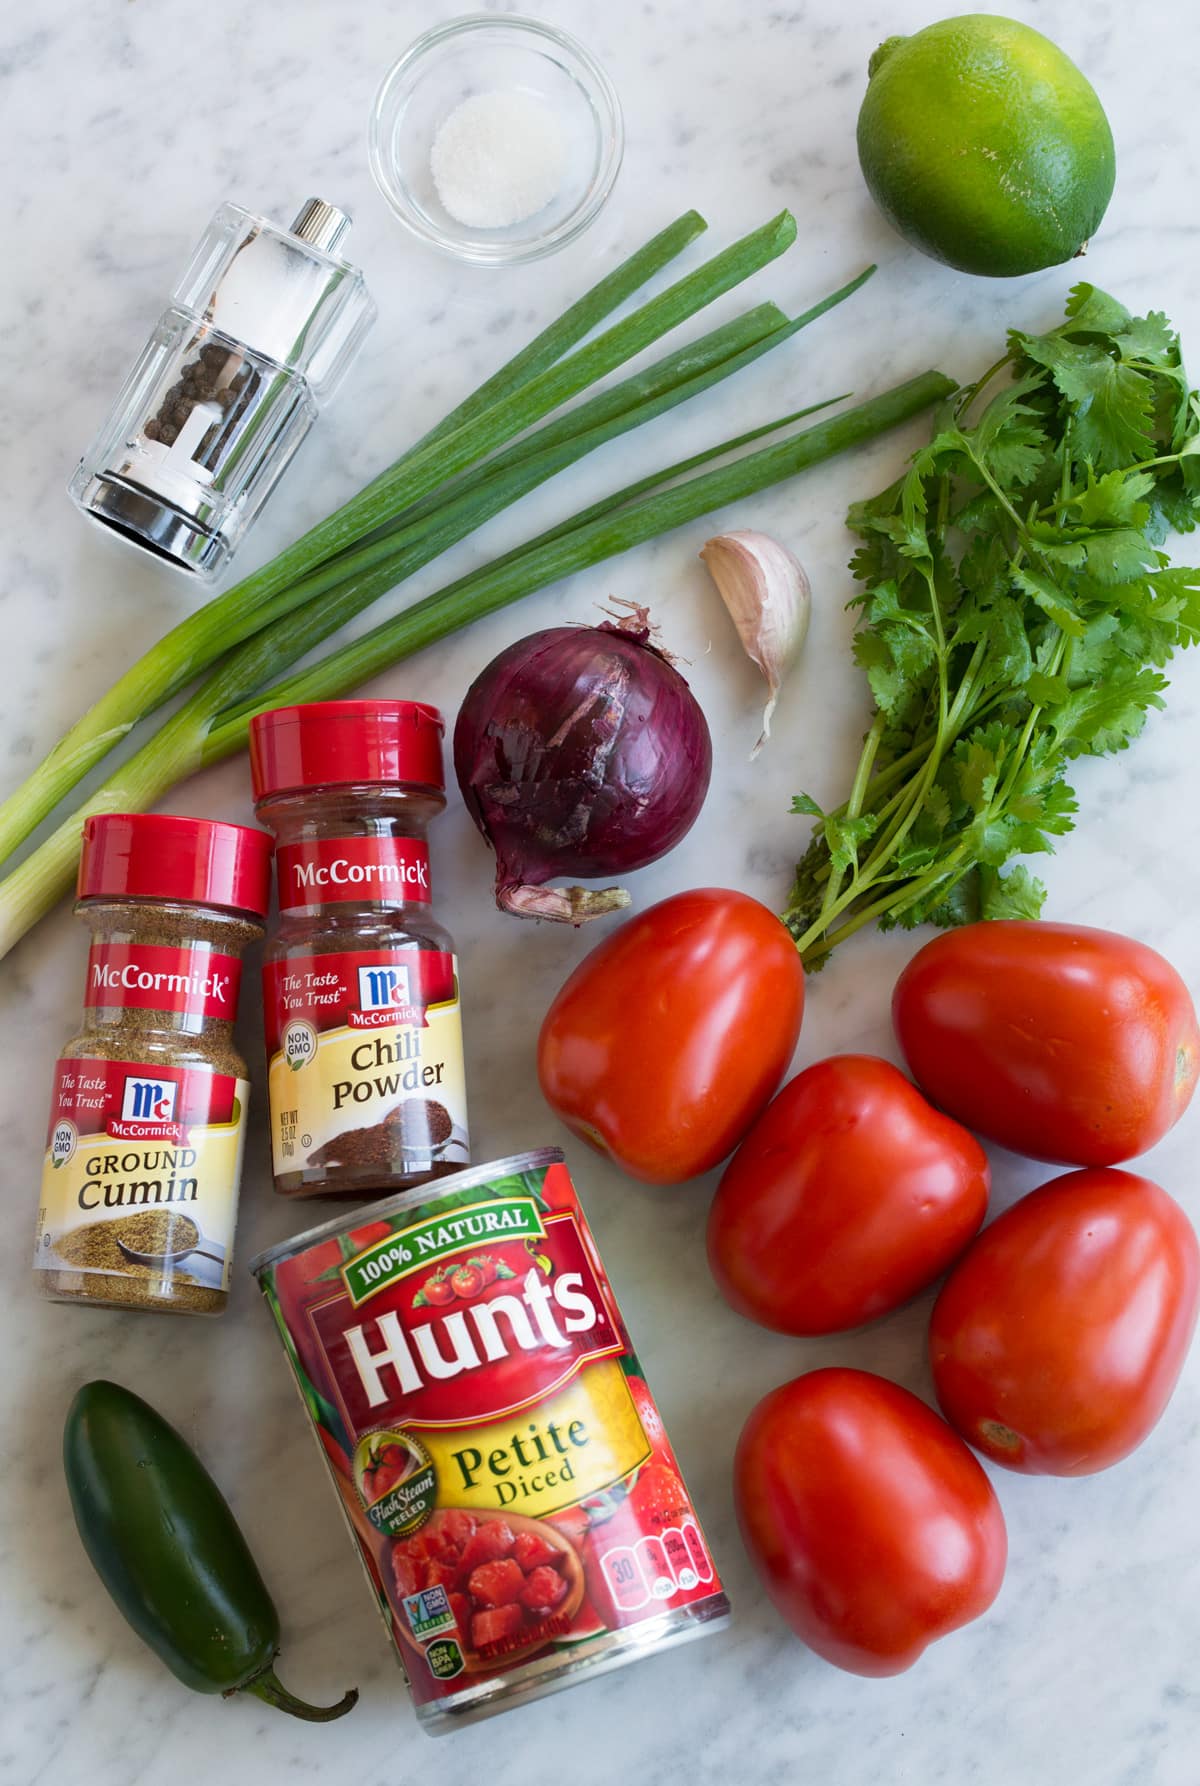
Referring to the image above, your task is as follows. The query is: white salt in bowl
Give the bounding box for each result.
[369,14,624,265]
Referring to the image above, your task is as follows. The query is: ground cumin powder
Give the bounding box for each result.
[34,814,270,1316]
[53,1211,200,1277]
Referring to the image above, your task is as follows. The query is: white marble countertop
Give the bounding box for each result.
[3,1,1199,1782]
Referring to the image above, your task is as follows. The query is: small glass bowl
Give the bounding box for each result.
[369,14,624,266]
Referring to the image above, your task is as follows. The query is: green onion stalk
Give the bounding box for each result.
[0,370,953,956]
[0,209,798,857]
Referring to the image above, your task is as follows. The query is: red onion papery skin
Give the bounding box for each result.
[453,612,713,923]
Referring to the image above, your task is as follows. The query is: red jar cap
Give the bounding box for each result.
[77,813,272,918]
[249,700,445,799]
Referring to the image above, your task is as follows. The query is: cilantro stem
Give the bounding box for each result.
[814,713,885,926]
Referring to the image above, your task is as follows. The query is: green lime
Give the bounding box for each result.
[856,14,1115,277]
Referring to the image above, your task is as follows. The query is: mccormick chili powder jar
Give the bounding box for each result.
[33,813,271,1315]
[250,700,470,1199]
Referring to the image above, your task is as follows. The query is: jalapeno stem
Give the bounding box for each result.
[238,1665,359,1723]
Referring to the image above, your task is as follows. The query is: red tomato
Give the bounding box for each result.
[538,888,805,1184]
[930,1167,1200,1475]
[893,921,1200,1166]
[448,1262,485,1300]
[735,1369,1007,1676]
[707,1055,989,1335]
[421,1272,455,1308]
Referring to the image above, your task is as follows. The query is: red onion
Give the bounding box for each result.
[453,608,712,922]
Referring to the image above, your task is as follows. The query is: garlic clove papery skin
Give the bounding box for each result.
[700,529,811,757]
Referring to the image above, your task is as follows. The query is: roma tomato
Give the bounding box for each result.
[930,1167,1200,1475]
[735,1369,1006,1676]
[893,921,1200,1166]
[538,888,804,1184]
[707,1055,989,1335]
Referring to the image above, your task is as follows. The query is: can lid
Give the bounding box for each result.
[78,813,273,917]
[249,701,445,799]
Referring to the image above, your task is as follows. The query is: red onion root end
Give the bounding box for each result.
[497,882,633,924]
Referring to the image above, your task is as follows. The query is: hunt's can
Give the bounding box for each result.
[251,1149,730,1729]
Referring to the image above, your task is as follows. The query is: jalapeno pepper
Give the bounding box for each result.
[63,1380,357,1721]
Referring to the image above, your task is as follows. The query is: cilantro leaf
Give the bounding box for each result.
[785,283,1200,971]
[978,863,1048,921]
[1013,331,1155,469]
[970,373,1048,487]
[1063,283,1132,336]
[1049,668,1168,755]
[1118,311,1178,368]
[1065,467,1156,529]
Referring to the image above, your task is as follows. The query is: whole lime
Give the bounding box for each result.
[856,15,1115,277]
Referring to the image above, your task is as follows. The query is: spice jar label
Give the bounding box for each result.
[83,942,243,1019]
[276,838,432,910]
[262,948,468,1179]
[34,1059,250,1300]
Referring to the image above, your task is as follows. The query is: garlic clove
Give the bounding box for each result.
[700,530,811,757]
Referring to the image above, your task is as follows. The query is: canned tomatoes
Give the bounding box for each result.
[251,1149,729,1728]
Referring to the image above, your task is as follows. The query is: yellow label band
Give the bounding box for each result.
[416,1361,649,1519]
[34,1079,249,1293]
[268,1000,469,1175]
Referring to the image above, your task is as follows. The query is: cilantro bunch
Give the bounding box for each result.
[785,284,1200,969]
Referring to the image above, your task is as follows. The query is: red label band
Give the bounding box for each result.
[312,1212,623,1431]
[263,948,456,1055]
[46,1058,240,1147]
[83,943,242,1020]
[276,837,432,910]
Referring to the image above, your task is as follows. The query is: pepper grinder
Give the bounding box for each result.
[69,198,376,580]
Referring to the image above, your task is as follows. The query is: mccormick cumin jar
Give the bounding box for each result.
[33,813,270,1315]
[251,1149,729,1730]
[250,701,469,1199]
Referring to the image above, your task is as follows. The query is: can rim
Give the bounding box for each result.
[248,1148,566,1278]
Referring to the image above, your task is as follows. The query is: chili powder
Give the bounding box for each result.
[250,700,470,1199]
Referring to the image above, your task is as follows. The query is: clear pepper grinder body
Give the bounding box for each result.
[69,198,375,580]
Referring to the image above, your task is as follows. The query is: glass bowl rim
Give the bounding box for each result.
[368,12,626,266]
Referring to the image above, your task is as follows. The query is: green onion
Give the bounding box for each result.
[0,369,952,958]
[400,210,707,452]
[0,211,797,862]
